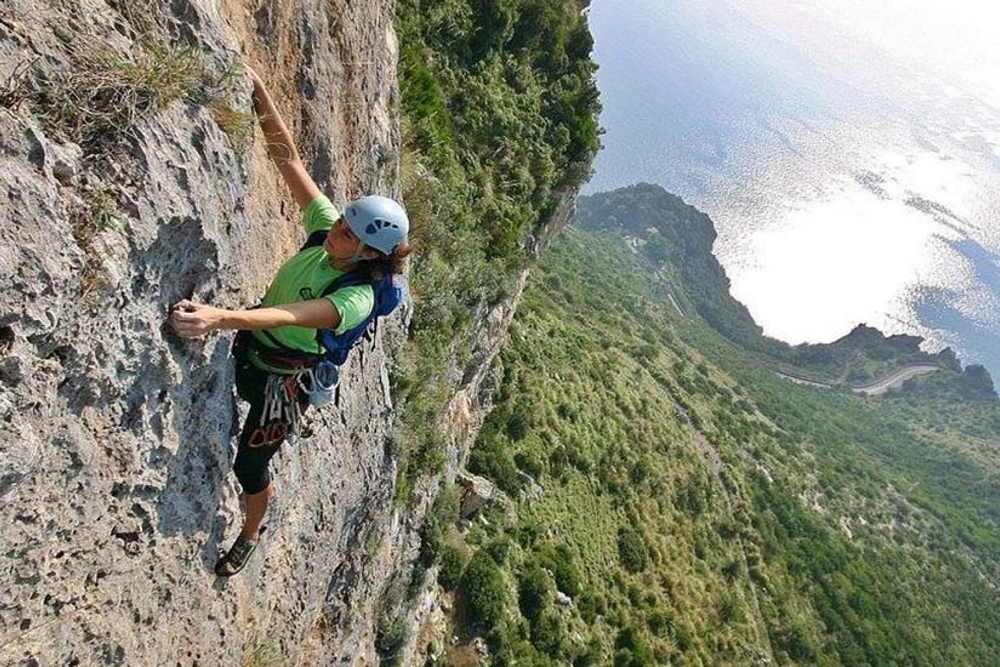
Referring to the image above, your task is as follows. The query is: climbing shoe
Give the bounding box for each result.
[214,535,258,577]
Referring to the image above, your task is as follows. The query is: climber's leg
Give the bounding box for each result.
[241,482,275,540]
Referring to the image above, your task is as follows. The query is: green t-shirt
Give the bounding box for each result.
[249,196,374,371]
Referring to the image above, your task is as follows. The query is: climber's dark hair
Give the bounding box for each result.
[302,230,411,280]
[354,243,412,280]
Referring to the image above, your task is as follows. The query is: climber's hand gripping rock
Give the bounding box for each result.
[170,299,225,338]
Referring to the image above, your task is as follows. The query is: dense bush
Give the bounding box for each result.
[614,627,653,667]
[486,537,513,565]
[617,529,648,573]
[468,430,522,495]
[514,450,546,479]
[532,543,581,597]
[438,543,467,590]
[507,406,531,441]
[461,552,510,633]
[517,563,552,623]
[577,591,606,624]
[531,608,565,656]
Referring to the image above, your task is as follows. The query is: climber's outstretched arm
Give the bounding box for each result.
[169,298,341,337]
[248,66,322,210]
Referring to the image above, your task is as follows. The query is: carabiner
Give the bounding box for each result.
[268,422,286,444]
[248,427,268,448]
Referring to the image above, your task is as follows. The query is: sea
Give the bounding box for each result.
[584,0,1000,380]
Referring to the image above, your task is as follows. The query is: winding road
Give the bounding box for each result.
[851,364,940,395]
[775,364,941,395]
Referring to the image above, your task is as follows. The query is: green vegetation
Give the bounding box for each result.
[391,0,602,501]
[439,543,468,590]
[1,0,253,155]
[380,8,1000,664]
[28,42,200,146]
[461,551,510,633]
[438,212,1000,664]
[241,639,285,667]
[208,94,256,154]
[68,188,120,301]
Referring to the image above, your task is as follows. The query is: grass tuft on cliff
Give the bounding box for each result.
[12,38,251,154]
[29,42,203,147]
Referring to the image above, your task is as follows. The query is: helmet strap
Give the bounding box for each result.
[349,243,368,265]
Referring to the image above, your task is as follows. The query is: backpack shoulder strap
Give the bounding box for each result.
[320,271,373,298]
[314,273,401,366]
[302,229,329,251]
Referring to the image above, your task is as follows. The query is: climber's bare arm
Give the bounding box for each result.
[169,299,341,337]
[248,66,322,210]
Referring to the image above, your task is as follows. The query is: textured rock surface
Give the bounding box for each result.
[455,472,503,519]
[0,0,403,664]
[0,1,583,664]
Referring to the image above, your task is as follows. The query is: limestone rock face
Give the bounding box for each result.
[456,472,502,519]
[1,0,404,664]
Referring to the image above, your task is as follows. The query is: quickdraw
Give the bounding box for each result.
[248,373,305,448]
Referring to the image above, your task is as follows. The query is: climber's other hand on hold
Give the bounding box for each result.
[170,299,227,338]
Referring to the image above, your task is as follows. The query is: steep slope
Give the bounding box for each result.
[423,210,1000,664]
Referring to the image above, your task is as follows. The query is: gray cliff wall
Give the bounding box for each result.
[0,1,582,665]
[1,0,403,664]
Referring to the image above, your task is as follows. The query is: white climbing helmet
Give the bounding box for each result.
[343,195,409,255]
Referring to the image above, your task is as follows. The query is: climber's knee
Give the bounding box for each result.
[233,446,273,496]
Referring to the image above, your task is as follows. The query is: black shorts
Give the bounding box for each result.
[231,332,311,495]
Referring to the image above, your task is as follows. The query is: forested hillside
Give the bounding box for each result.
[390,0,601,499]
[420,204,1000,664]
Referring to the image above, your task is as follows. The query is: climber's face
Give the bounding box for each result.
[325,217,377,266]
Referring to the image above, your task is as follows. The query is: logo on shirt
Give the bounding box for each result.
[299,287,315,300]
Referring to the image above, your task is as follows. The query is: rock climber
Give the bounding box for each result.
[169,66,410,576]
